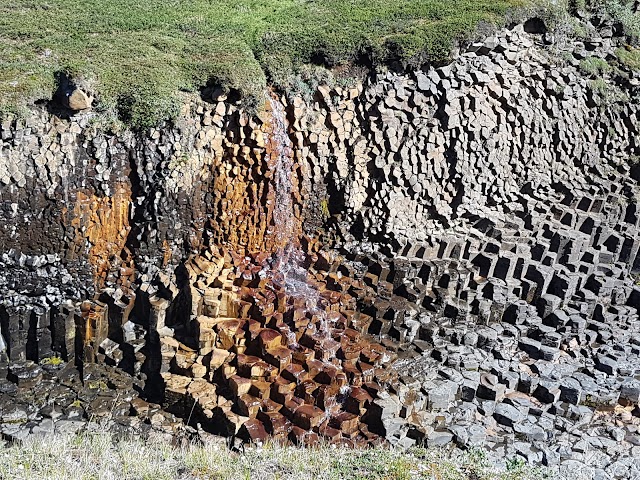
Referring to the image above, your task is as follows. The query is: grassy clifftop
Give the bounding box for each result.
[0,0,522,127]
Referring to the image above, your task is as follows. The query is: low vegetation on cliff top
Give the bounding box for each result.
[1,0,523,127]
[0,431,553,480]
[1,0,638,128]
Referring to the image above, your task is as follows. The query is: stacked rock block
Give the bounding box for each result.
[1,16,640,472]
[99,243,404,446]
[311,172,640,469]
[291,25,639,245]
[0,359,190,441]
[0,93,308,364]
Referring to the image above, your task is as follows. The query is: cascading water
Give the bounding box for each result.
[193,92,398,446]
[266,92,296,250]
[264,94,333,336]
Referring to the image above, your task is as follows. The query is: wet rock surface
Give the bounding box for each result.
[1,15,640,478]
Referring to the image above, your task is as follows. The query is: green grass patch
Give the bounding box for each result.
[0,0,525,127]
[579,56,612,75]
[616,46,640,70]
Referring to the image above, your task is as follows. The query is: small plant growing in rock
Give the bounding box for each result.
[580,56,612,76]
[320,197,331,219]
[569,16,590,39]
[605,0,640,44]
[40,356,64,366]
[88,380,108,390]
[589,77,609,94]
[616,46,640,71]
[506,456,526,471]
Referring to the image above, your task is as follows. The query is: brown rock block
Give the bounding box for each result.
[315,384,341,412]
[351,314,374,333]
[206,347,231,371]
[330,412,359,436]
[315,337,340,362]
[236,354,272,379]
[229,375,252,396]
[247,320,264,342]
[305,359,325,379]
[216,319,246,350]
[264,346,292,371]
[341,343,362,362]
[358,362,376,383]
[282,396,305,420]
[295,379,318,404]
[341,328,361,342]
[258,411,291,435]
[249,380,272,400]
[293,404,324,430]
[67,88,93,110]
[222,364,237,379]
[257,328,283,352]
[315,365,347,388]
[260,398,281,413]
[237,394,261,418]
[282,363,307,383]
[342,362,363,386]
[292,346,315,364]
[345,386,373,415]
[188,379,218,410]
[270,376,295,403]
[191,363,207,378]
[240,418,269,443]
[316,422,341,441]
[362,382,383,402]
[289,426,320,446]
[326,311,346,328]
[163,373,192,395]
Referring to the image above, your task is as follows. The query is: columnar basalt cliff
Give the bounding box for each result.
[1,17,640,476]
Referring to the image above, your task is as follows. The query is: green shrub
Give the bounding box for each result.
[590,77,609,94]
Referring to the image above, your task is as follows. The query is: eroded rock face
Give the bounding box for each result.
[293,24,639,246]
[0,94,301,362]
[1,17,640,474]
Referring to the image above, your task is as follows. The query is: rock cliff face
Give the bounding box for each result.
[2,17,640,474]
[296,25,640,248]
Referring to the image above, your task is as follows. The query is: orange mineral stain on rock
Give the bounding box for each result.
[205,96,304,257]
[72,182,132,290]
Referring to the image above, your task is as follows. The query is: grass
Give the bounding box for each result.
[0,432,554,480]
[2,1,638,128]
[579,56,612,76]
[616,46,640,70]
[0,0,526,128]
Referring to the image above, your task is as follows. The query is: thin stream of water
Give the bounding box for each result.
[264,94,336,344]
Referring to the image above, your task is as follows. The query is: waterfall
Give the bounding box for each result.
[266,93,296,249]
[264,93,333,340]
